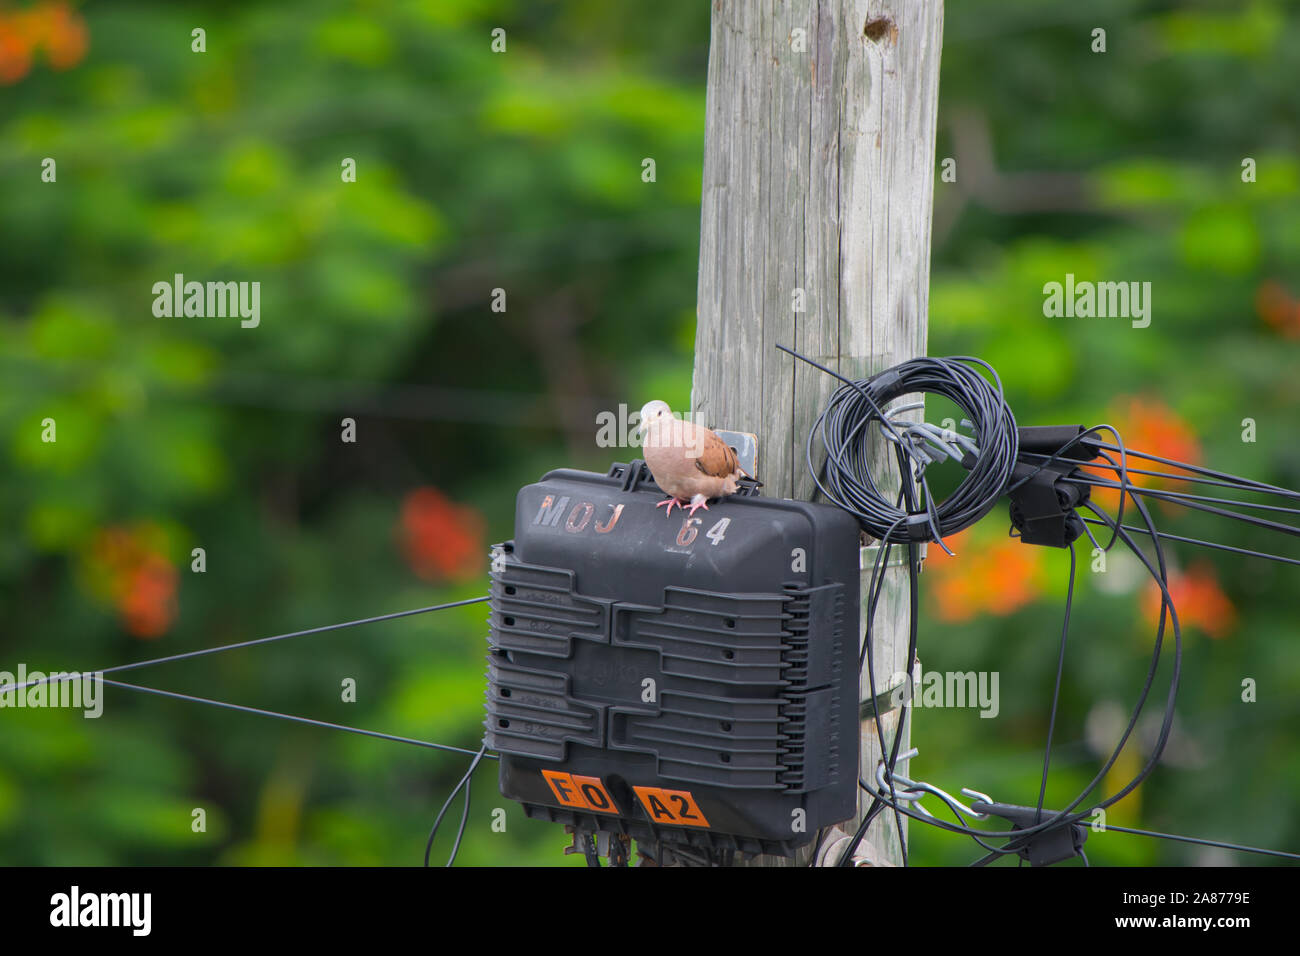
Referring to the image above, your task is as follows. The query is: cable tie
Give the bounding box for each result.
[905,512,933,542]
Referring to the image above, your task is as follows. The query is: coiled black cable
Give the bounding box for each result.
[778,347,1019,543]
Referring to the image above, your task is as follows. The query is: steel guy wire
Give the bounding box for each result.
[100,678,497,759]
[5,596,491,694]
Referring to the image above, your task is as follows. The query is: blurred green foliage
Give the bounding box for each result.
[0,0,1297,866]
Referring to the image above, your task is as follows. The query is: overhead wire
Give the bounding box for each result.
[768,351,1300,866]
[806,395,1190,858]
[424,743,490,867]
[5,596,501,862]
[5,596,491,695]
[20,335,1300,866]
[777,348,1021,866]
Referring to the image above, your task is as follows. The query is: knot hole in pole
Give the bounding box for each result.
[864,16,898,45]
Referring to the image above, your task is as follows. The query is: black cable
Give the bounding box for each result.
[834,416,1299,867]
[841,520,906,866]
[1097,824,1300,861]
[856,434,1183,856]
[970,475,1183,857]
[1093,441,1300,499]
[843,493,920,866]
[1022,451,1300,500]
[778,348,1280,868]
[777,347,1019,867]
[448,771,474,866]
[100,677,496,759]
[882,775,1004,854]
[779,346,1019,544]
[836,800,888,866]
[987,441,1181,839]
[1059,472,1300,517]
[424,743,488,867]
[976,822,1300,867]
[1067,476,1300,539]
[1078,516,1300,567]
[888,444,926,868]
[9,596,491,694]
[806,827,829,867]
[1027,542,1076,866]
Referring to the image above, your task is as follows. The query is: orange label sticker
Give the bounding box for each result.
[633,786,710,828]
[541,770,619,815]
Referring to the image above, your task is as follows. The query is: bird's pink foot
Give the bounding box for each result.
[656,497,683,516]
[687,496,710,517]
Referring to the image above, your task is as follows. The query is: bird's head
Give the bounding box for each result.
[637,400,673,440]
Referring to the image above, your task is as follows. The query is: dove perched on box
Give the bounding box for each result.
[638,400,748,517]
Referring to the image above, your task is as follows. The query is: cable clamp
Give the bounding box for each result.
[1008,426,1102,548]
[969,799,1090,867]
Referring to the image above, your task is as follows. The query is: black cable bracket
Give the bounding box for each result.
[970,799,1089,867]
[1008,425,1104,548]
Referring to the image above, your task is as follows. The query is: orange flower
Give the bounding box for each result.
[0,13,34,83]
[42,1,86,70]
[398,487,486,582]
[1256,280,1300,338]
[119,554,179,639]
[0,1,87,84]
[1141,561,1236,639]
[82,523,179,639]
[925,528,1048,623]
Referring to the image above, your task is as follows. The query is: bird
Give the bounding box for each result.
[637,400,749,517]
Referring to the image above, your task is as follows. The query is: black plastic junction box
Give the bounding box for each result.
[484,461,861,857]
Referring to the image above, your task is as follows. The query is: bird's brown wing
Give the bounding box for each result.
[692,427,740,478]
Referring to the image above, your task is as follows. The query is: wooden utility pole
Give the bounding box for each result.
[692,0,945,866]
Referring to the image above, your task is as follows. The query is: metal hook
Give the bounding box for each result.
[874,751,994,821]
[907,422,964,462]
[875,750,925,802]
[877,416,981,469]
[959,788,993,819]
